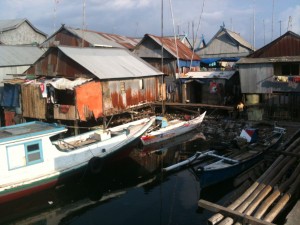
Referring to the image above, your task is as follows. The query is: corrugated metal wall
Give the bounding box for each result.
[102,77,158,115]
[239,64,274,93]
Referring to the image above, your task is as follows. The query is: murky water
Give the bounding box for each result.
[1,131,235,225]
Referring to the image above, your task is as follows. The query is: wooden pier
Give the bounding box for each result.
[198,128,300,225]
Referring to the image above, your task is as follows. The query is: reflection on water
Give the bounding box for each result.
[2,130,233,225]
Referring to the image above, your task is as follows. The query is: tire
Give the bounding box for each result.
[88,157,103,174]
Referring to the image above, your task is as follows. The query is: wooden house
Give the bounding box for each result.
[196,26,254,69]
[0,19,47,45]
[133,34,201,102]
[3,46,162,129]
[236,31,300,121]
[40,25,139,51]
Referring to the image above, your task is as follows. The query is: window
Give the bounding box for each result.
[274,63,299,75]
[25,142,43,164]
[7,140,43,170]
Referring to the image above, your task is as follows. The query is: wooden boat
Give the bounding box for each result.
[0,117,155,204]
[163,126,286,188]
[140,111,206,145]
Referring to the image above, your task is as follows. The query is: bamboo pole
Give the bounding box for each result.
[234,156,291,213]
[264,171,300,222]
[208,137,300,225]
[254,161,300,219]
[243,157,297,215]
[218,217,234,225]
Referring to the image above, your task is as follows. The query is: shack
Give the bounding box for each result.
[237,31,300,121]
[3,46,163,130]
[134,34,201,102]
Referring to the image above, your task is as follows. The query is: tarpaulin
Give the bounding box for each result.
[178,59,201,67]
[1,84,20,107]
[75,81,102,121]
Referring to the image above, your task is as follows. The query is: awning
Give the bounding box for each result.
[201,57,240,64]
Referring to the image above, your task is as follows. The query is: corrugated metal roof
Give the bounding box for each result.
[0,19,25,32]
[247,31,300,58]
[66,27,124,48]
[237,56,300,64]
[0,18,47,37]
[225,29,254,50]
[98,32,140,50]
[0,46,44,67]
[183,71,236,80]
[146,34,201,61]
[58,46,163,79]
[197,27,254,58]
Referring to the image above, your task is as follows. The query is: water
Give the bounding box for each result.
[1,131,234,225]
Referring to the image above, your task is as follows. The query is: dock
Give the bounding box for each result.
[198,128,300,225]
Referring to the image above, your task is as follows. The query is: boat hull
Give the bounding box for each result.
[0,117,155,204]
[197,130,285,188]
[198,153,262,188]
[141,112,206,145]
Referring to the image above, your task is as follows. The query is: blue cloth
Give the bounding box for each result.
[1,84,20,107]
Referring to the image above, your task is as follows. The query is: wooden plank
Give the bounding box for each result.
[198,199,276,225]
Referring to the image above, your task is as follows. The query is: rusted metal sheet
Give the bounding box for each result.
[75,81,103,121]
[248,31,300,58]
[102,77,158,115]
[21,84,47,119]
[135,34,200,61]
[26,47,92,77]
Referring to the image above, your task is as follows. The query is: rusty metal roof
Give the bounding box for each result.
[67,27,139,50]
[96,32,140,50]
[145,34,200,61]
[247,31,300,58]
[0,45,44,67]
[66,27,124,48]
[58,46,163,79]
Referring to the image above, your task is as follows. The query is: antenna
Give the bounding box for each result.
[53,0,59,33]
[263,19,266,45]
[82,0,86,47]
[287,16,293,31]
[271,0,274,41]
[253,0,256,49]
[279,20,282,36]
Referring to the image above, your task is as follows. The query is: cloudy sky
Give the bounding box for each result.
[1,0,299,49]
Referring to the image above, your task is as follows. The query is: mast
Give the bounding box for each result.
[161,0,165,115]
[253,0,256,49]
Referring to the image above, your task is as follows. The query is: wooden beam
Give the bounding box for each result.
[198,199,276,225]
[169,106,199,114]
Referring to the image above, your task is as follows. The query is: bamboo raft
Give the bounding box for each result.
[198,128,300,225]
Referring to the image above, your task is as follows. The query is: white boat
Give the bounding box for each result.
[140,111,206,145]
[0,117,155,203]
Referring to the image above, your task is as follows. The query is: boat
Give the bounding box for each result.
[0,117,155,204]
[163,126,286,188]
[140,111,206,145]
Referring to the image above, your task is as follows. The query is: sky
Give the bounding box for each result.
[1,0,299,49]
